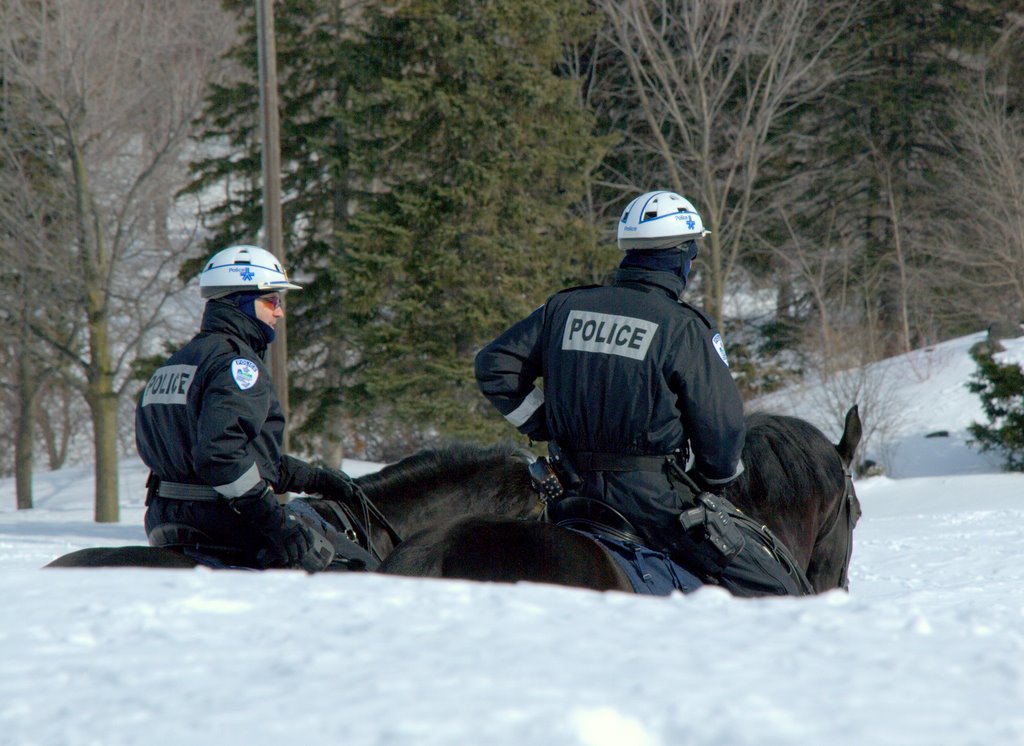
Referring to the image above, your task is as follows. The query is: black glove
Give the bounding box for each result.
[310,466,357,502]
[231,486,331,572]
[279,455,356,501]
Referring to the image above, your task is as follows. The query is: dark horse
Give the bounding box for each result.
[379,406,863,595]
[46,442,538,569]
[47,408,861,597]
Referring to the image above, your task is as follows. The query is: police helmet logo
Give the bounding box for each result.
[231,359,259,390]
[239,267,255,281]
[711,333,729,367]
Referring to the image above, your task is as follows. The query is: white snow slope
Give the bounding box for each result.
[1,331,1022,746]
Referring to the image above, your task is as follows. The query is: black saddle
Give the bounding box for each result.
[148,524,258,569]
[545,495,646,546]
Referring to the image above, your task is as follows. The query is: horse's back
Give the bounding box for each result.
[381,515,633,592]
[46,546,199,569]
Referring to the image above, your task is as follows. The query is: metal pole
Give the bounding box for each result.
[256,0,289,451]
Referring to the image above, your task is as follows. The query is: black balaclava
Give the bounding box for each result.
[230,291,277,345]
[618,240,698,287]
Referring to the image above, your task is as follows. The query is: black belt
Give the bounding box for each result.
[567,451,673,473]
[155,480,221,501]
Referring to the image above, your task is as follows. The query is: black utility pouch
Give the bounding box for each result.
[528,457,565,503]
[548,442,583,491]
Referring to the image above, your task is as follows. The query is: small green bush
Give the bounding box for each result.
[966,350,1024,471]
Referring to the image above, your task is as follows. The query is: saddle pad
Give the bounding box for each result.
[577,530,703,595]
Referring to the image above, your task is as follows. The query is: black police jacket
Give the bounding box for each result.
[475,268,745,550]
[135,300,287,500]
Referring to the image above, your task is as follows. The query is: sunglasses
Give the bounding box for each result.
[257,294,283,309]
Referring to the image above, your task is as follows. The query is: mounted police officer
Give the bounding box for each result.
[136,245,355,572]
[475,191,804,596]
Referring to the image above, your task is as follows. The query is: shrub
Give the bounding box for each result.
[966,350,1024,471]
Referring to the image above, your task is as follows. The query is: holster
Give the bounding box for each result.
[677,492,746,575]
[666,458,746,577]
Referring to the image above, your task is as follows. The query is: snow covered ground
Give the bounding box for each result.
[1,331,1023,746]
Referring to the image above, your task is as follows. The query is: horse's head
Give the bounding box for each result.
[804,405,863,592]
[729,405,862,594]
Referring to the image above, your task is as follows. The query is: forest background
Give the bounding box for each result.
[1,0,1022,521]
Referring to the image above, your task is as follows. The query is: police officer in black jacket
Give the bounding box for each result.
[475,191,802,596]
[136,245,354,571]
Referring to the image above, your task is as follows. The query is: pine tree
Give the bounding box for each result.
[184,0,377,461]
[185,0,609,458]
[341,0,609,450]
[967,350,1024,471]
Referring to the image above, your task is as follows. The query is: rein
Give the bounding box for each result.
[812,470,855,589]
[322,478,403,566]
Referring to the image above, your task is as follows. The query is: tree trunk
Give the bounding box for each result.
[88,387,120,523]
[71,134,120,522]
[38,378,73,470]
[14,342,40,510]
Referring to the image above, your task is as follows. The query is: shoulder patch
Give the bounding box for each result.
[231,358,260,390]
[711,333,729,367]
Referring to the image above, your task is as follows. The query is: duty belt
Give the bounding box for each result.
[567,451,673,473]
[152,477,221,501]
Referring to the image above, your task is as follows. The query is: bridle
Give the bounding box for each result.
[320,478,404,567]
[812,469,856,590]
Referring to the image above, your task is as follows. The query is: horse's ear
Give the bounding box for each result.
[836,405,862,466]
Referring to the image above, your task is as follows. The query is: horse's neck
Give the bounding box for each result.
[725,483,816,570]
[362,466,533,537]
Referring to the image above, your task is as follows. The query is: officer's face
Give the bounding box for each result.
[255,293,285,328]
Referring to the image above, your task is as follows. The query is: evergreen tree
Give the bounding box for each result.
[341,0,609,452]
[186,0,609,458]
[967,349,1024,471]
[184,0,375,461]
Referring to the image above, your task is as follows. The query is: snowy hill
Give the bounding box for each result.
[1,332,1023,745]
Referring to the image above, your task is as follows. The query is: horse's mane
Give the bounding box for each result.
[728,412,844,525]
[355,441,536,517]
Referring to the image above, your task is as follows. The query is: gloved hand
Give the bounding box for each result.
[311,466,357,502]
[278,455,356,502]
[231,486,332,572]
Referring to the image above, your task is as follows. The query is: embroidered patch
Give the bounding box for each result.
[711,333,729,367]
[231,359,259,390]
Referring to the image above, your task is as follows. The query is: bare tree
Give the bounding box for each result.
[597,0,862,327]
[929,85,1024,330]
[0,0,235,520]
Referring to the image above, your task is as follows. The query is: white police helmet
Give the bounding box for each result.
[199,245,302,299]
[617,190,708,251]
